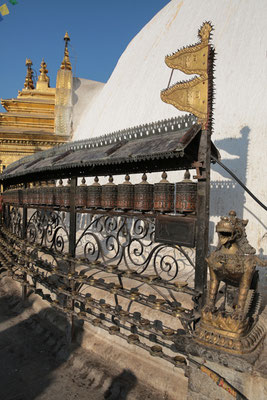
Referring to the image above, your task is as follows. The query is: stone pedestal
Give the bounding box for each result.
[186,312,267,400]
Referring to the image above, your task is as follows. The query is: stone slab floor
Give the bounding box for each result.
[0,278,170,400]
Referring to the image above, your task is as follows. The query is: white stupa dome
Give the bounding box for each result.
[74,0,267,252]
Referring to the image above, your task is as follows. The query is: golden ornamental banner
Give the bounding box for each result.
[161,22,214,129]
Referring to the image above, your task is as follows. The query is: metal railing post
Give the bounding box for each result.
[68,177,77,342]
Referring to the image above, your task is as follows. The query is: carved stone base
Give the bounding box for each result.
[194,312,265,354]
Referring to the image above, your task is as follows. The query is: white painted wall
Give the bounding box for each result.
[74,0,267,253]
[72,77,105,133]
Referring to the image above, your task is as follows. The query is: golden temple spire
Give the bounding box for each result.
[24,59,35,90]
[36,59,50,90]
[60,31,72,70]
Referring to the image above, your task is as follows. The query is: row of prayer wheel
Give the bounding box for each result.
[3,171,197,213]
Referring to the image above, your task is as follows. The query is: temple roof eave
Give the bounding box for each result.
[2,97,55,105]
[0,128,69,141]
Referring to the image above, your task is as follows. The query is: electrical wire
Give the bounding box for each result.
[211,155,267,212]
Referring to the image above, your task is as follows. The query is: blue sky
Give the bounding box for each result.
[0,0,170,110]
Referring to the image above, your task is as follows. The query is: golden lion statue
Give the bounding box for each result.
[205,210,267,320]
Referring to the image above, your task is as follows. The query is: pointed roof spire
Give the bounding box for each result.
[37,59,50,85]
[24,58,35,90]
[61,31,72,70]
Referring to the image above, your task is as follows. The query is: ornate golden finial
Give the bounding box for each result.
[198,22,213,43]
[36,59,50,91]
[24,59,35,90]
[38,59,49,84]
[61,31,72,70]
[161,22,214,129]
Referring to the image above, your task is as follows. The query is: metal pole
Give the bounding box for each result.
[68,176,77,342]
[194,129,211,304]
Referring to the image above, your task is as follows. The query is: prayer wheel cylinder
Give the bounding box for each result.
[76,178,88,207]
[46,181,55,206]
[18,189,23,205]
[87,177,102,208]
[175,170,197,213]
[117,174,134,210]
[40,182,48,205]
[153,172,174,212]
[24,185,30,205]
[101,176,117,209]
[13,189,19,205]
[36,183,42,205]
[31,185,37,205]
[61,179,71,208]
[28,186,34,205]
[54,179,63,206]
[134,173,153,211]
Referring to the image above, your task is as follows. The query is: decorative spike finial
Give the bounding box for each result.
[198,22,213,43]
[141,173,147,183]
[123,174,131,184]
[160,171,169,183]
[38,59,49,84]
[24,59,35,90]
[183,169,192,182]
[64,31,70,44]
[184,169,190,180]
[108,175,114,184]
[61,31,72,70]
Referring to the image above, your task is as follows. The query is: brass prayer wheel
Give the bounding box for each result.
[15,188,22,205]
[35,182,42,205]
[60,178,71,208]
[29,183,34,205]
[40,181,47,205]
[87,177,102,208]
[46,180,55,206]
[154,172,174,212]
[175,170,197,213]
[24,184,30,205]
[76,177,87,207]
[28,184,34,205]
[117,174,134,210]
[14,188,18,204]
[54,179,63,206]
[101,176,117,209]
[134,173,153,211]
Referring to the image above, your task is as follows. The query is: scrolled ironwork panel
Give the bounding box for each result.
[26,209,69,253]
[75,213,195,283]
